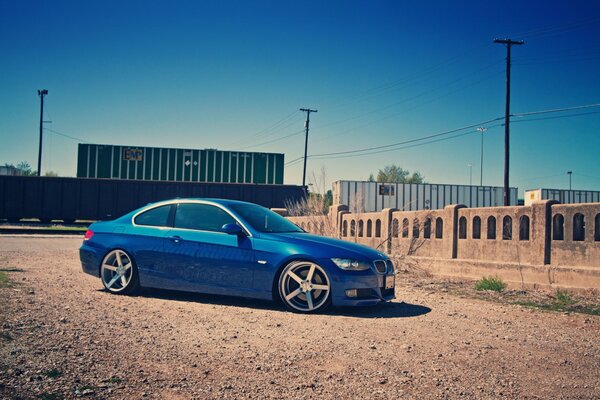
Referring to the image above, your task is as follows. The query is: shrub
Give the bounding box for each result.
[475,276,506,292]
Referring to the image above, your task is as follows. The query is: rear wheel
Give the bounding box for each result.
[100,249,139,295]
[278,261,331,313]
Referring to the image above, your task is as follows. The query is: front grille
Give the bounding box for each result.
[374,260,387,274]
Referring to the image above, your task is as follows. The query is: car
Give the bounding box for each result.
[80,198,395,313]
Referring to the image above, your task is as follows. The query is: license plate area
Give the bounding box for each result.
[385,274,395,289]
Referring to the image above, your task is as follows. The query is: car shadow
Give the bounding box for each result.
[327,301,431,318]
[102,288,431,319]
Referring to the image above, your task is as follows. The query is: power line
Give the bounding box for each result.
[234,129,305,151]
[43,127,91,143]
[285,102,600,165]
[310,116,503,158]
[223,110,303,147]
[512,103,600,118]
[510,16,600,40]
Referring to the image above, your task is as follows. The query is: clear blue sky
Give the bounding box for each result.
[1,0,599,196]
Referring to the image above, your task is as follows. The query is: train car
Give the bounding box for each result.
[0,176,305,222]
[332,180,518,212]
[76,143,285,185]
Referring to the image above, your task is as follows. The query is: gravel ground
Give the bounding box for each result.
[0,236,599,399]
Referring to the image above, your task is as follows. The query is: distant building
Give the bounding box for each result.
[525,188,600,205]
[0,165,23,176]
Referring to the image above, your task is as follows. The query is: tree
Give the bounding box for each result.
[371,164,425,184]
[16,161,37,176]
[44,171,59,177]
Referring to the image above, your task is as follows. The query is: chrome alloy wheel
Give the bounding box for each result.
[101,249,134,293]
[279,261,331,313]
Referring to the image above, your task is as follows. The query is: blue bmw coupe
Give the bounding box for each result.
[80,198,395,313]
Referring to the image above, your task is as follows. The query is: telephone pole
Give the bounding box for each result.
[37,89,49,176]
[300,108,317,187]
[477,127,487,186]
[494,38,524,206]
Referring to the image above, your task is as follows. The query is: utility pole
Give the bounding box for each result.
[37,89,49,176]
[567,171,572,190]
[494,38,524,206]
[468,164,473,186]
[300,108,317,187]
[477,127,487,186]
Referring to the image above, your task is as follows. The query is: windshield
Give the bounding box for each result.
[229,203,303,233]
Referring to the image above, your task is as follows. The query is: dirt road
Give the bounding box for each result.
[0,236,598,399]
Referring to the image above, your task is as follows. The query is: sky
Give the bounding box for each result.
[1,0,599,196]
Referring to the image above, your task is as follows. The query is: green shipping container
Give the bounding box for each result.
[77,144,285,184]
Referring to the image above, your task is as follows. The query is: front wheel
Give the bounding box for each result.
[100,249,139,295]
[278,261,331,313]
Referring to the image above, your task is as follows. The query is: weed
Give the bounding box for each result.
[0,332,12,341]
[109,377,122,384]
[555,289,576,306]
[475,276,506,292]
[0,271,10,287]
[43,369,62,379]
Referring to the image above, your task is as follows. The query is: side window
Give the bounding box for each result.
[175,203,236,232]
[134,205,172,227]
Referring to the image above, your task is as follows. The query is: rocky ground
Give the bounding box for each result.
[0,236,598,399]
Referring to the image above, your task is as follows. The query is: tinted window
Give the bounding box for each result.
[175,203,236,232]
[229,203,303,233]
[134,205,172,227]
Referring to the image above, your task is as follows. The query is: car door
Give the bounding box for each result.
[160,202,255,295]
[128,203,175,288]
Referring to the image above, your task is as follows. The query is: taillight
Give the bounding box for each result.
[84,229,94,241]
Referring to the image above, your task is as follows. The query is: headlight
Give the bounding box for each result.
[331,258,371,271]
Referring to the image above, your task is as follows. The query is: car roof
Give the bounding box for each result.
[149,198,260,207]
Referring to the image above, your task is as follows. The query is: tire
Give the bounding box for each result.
[100,249,140,295]
[278,260,331,313]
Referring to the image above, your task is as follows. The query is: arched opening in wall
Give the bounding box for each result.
[552,214,564,240]
[392,218,399,237]
[472,216,481,239]
[519,215,530,240]
[402,218,409,238]
[358,220,364,237]
[342,220,348,237]
[412,218,420,238]
[487,216,496,239]
[350,220,356,237]
[375,219,382,238]
[502,216,512,240]
[424,218,431,239]
[595,214,600,241]
[458,216,467,239]
[435,218,443,239]
[573,213,585,241]
[367,220,373,237]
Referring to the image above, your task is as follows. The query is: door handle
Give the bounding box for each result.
[167,235,182,243]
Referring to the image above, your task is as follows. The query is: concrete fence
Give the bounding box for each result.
[287,201,600,289]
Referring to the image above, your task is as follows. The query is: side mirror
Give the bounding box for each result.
[222,223,245,236]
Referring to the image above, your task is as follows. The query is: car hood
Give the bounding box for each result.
[258,232,388,261]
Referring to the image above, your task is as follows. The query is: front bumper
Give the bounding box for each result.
[322,259,396,307]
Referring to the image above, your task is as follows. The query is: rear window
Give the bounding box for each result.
[134,205,172,227]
